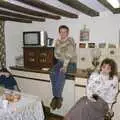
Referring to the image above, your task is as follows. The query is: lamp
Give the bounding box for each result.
[107,0,120,8]
[91,49,101,70]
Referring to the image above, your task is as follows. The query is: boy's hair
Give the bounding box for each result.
[100,58,118,79]
[59,25,69,32]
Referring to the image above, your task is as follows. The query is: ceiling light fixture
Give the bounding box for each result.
[107,0,120,8]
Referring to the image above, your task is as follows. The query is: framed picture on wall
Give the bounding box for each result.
[88,43,95,48]
[108,43,116,48]
[98,43,106,48]
[79,43,86,48]
[80,25,89,41]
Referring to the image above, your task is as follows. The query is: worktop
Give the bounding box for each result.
[10,66,89,79]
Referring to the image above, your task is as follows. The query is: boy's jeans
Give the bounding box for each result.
[50,60,76,98]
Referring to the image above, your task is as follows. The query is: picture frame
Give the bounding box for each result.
[108,43,116,48]
[98,43,106,48]
[88,43,95,48]
[80,29,89,41]
[79,43,86,48]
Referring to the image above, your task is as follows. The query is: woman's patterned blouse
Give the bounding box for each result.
[86,72,119,106]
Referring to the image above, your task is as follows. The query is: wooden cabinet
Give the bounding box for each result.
[24,47,55,69]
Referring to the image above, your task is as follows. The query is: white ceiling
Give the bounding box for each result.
[7,0,109,16]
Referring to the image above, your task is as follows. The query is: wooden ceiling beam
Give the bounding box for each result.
[15,0,78,18]
[98,0,120,14]
[97,0,120,14]
[97,0,116,13]
[114,8,120,14]
[0,1,61,20]
[58,0,99,17]
[0,9,45,22]
[0,15,32,23]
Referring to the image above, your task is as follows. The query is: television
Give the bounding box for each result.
[23,31,40,46]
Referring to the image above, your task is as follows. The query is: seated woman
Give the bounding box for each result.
[0,67,20,91]
[64,58,119,120]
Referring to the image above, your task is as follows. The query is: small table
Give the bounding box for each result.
[0,90,44,120]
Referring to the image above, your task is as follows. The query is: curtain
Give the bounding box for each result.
[0,20,6,67]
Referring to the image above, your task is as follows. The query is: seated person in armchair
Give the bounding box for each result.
[0,67,20,91]
[64,58,119,120]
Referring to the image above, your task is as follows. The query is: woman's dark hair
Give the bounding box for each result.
[59,25,69,32]
[100,58,118,79]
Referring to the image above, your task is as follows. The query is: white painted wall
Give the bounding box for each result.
[39,12,120,44]
[5,21,23,67]
[5,11,120,67]
[5,21,45,67]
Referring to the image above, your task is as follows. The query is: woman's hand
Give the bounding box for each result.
[92,94,99,100]
[89,97,96,102]
[108,109,114,117]
[105,109,114,119]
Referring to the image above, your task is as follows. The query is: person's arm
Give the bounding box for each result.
[106,76,119,117]
[63,38,76,72]
[54,40,62,60]
[107,76,119,109]
[86,72,98,101]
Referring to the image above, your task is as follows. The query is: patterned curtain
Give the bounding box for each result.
[0,20,6,68]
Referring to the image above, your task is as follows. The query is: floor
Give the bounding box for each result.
[43,105,64,120]
[46,114,63,120]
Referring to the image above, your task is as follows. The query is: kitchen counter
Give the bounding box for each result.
[10,66,89,79]
[10,66,50,74]
[10,66,120,80]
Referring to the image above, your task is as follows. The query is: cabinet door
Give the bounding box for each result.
[38,48,54,68]
[24,48,38,67]
[75,86,86,102]
[75,78,86,102]
[15,77,53,107]
[24,47,55,69]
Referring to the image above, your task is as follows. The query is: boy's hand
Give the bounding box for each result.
[60,67,67,73]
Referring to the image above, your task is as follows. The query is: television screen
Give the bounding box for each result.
[23,32,40,45]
